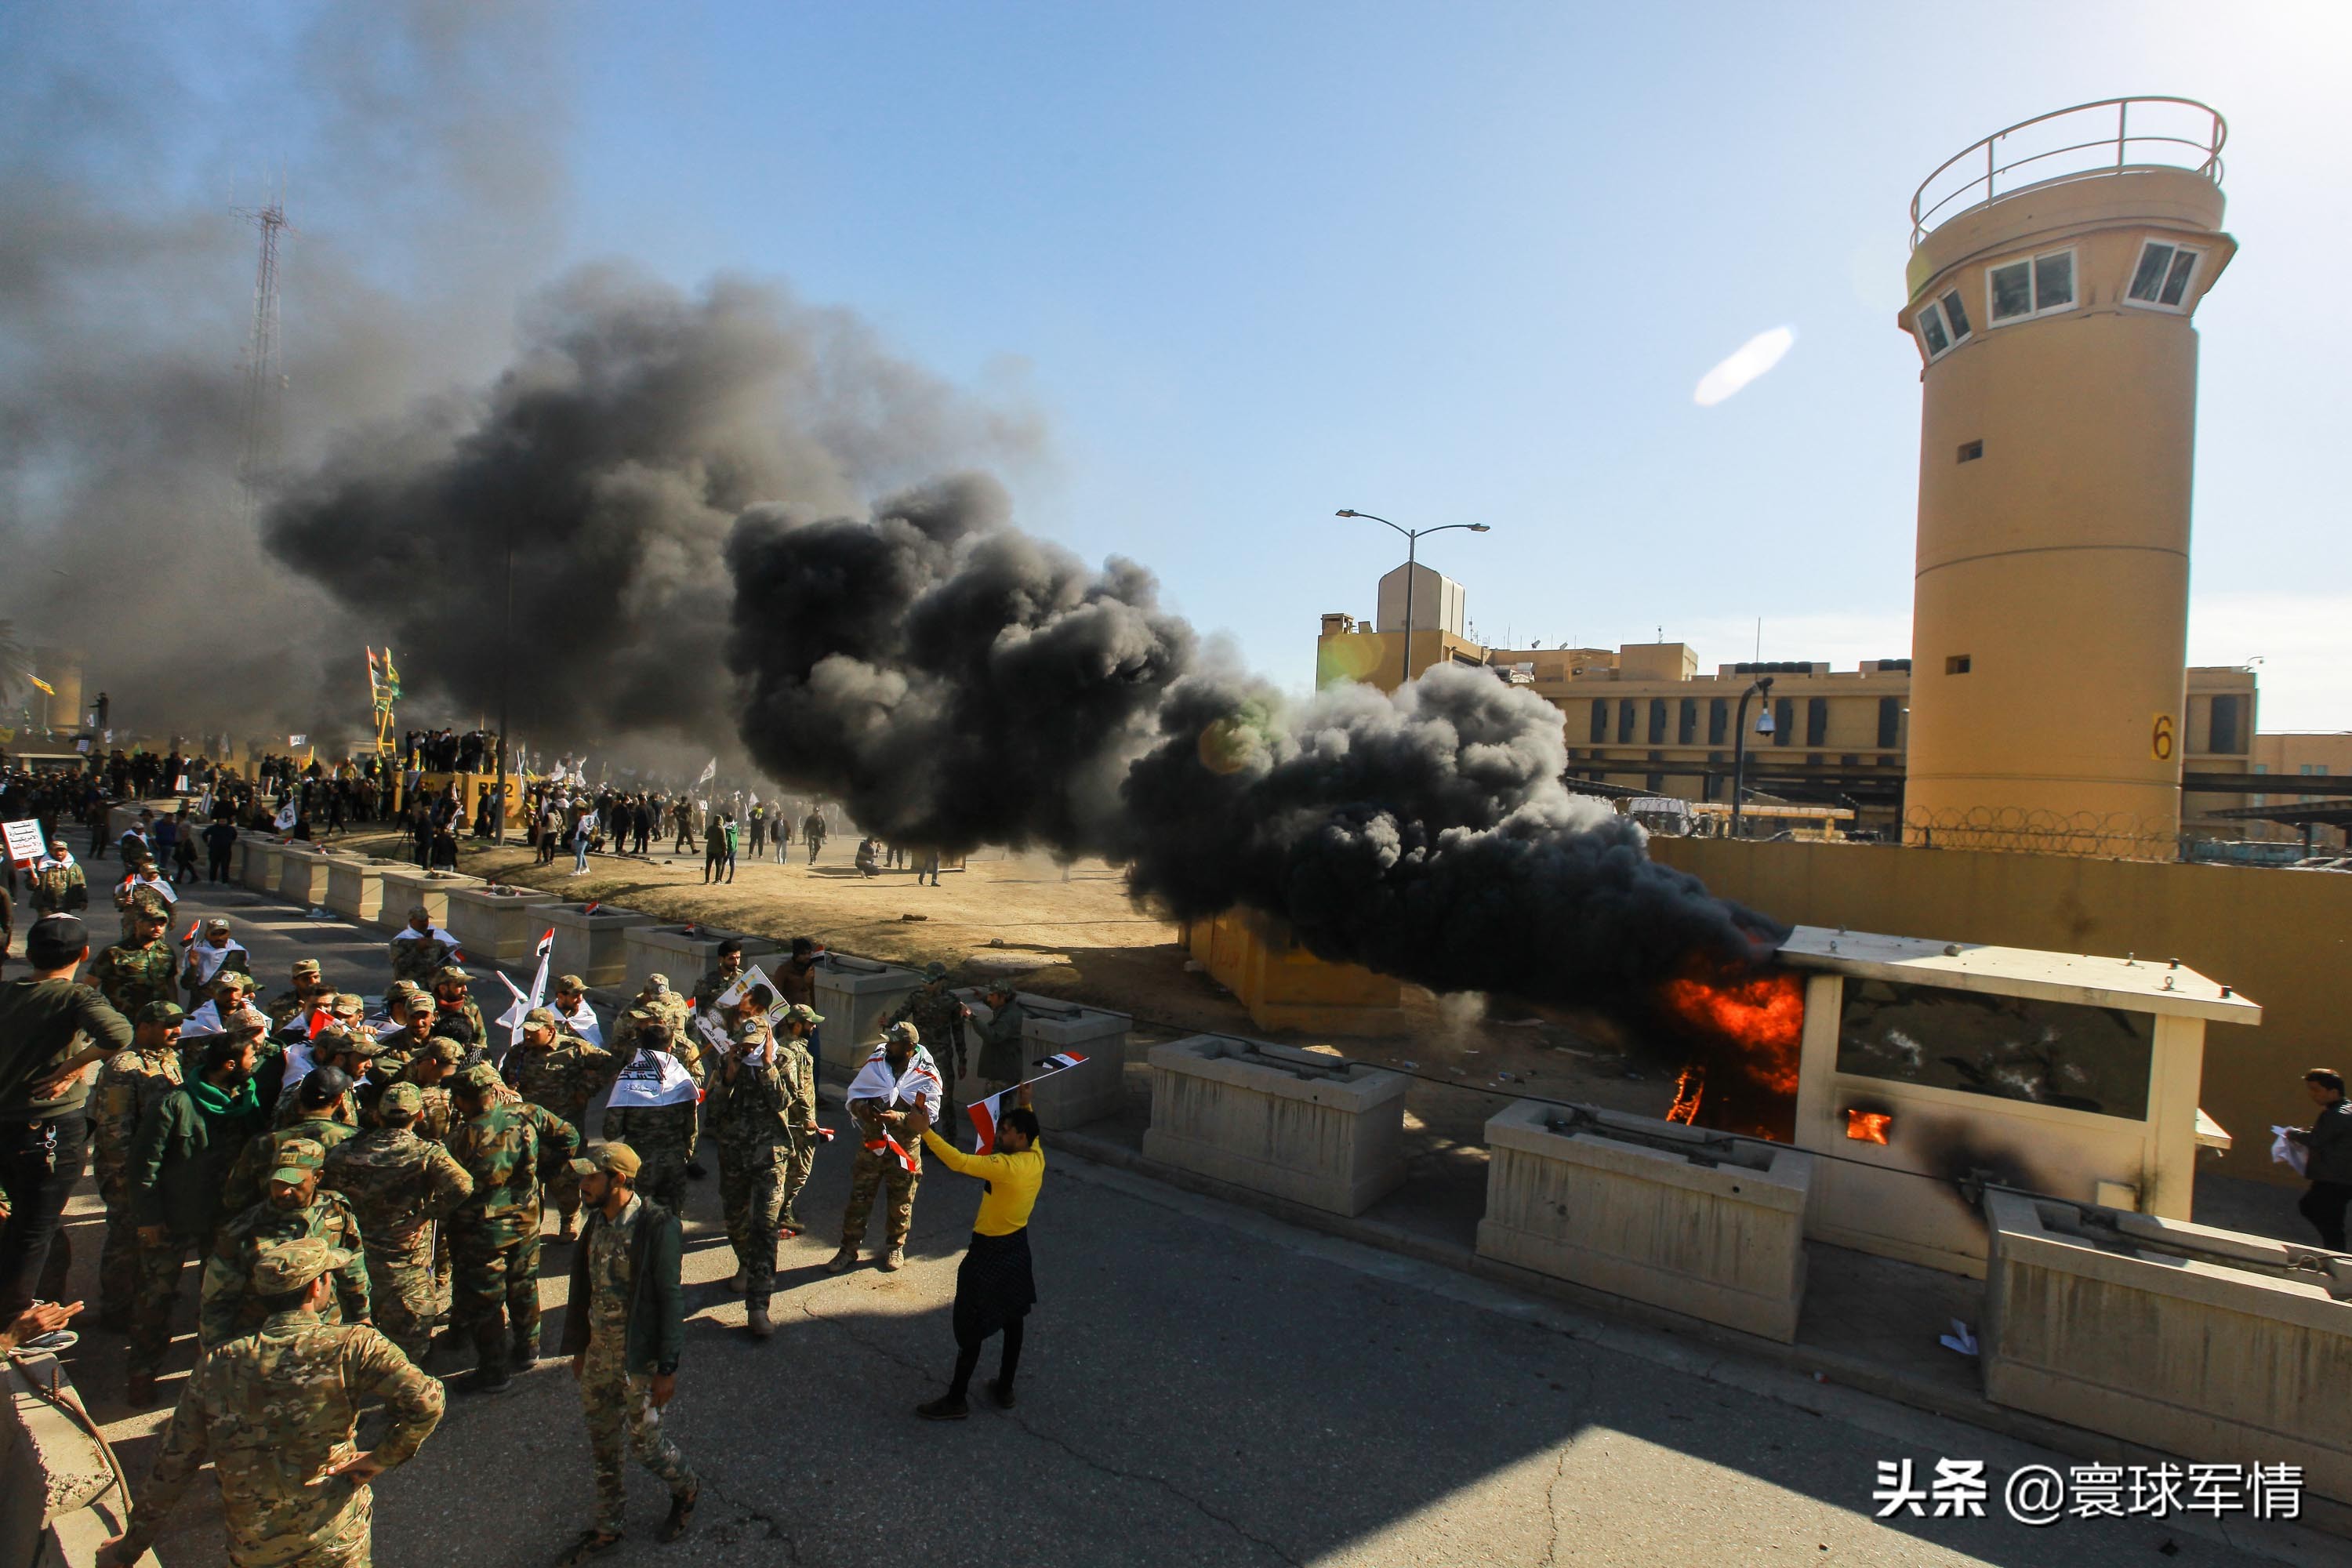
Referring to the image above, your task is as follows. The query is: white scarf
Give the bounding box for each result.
[390,925,458,948]
[122,871,176,905]
[844,1044,941,1112]
[557,999,603,1046]
[607,1048,699,1107]
[34,851,74,873]
[187,938,247,985]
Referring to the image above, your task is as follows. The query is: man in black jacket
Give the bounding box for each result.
[2288,1069,2352,1250]
[561,1142,698,1561]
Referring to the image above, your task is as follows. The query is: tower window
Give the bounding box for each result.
[2127,239,2201,311]
[1915,287,1973,362]
[1987,247,2077,325]
[1957,440,1984,463]
[1945,655,1971,675]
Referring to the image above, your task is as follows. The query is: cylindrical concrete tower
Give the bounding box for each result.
[1899,99,2232,858]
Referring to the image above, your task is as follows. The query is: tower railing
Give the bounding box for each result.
[1910,97,2226,250]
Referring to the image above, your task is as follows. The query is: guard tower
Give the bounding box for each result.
[1899,100,2233,858]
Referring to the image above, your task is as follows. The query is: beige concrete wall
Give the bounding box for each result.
[1651,837,2350,1186]
[1144,1036,1408,1214]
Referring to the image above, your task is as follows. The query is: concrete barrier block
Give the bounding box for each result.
[376,868,482,931]
[546,902,655,989]
[622,925,779,1007]
[810,956,924,1083]
[4,1355,114,1545]
[1984,1190,2352,1503]
[1143,1036,1407,1215]
[1475,1099,1814,1343]
[241,839,287,893]
[445,885,561,967]
[324,857,405,924]
[277,844,331,907]
[949,993,1128,1130]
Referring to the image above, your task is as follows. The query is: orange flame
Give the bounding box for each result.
[1665,1065,1704,1124]
[1846,1109,1893,1145]
[1658,967,1804,1097]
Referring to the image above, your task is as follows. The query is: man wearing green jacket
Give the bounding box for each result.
[560,1142,697,1561]
[124,1028,268,1404]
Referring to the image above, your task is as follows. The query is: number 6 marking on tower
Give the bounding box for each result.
[2151,713,2176,761]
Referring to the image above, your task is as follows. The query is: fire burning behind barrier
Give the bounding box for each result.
[1846,1108,1893,1145]
[1652,965,1806,1142]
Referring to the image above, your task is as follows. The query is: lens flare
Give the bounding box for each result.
[1694,326,1796,407]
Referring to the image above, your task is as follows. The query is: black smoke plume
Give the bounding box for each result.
[727,495,1784,1003]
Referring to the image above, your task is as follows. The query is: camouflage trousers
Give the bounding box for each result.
[603,1104,695,1214]
[98,1202,140,1324]
[781,1135,815,1227]
[717,1144,784,1299]
[448,1227,541,1374]
[579,1334,696,1536]
[129,1231,205,1379]
[364,1237,438,1364]
[838,1141,920,1251]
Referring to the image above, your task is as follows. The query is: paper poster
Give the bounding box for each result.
[2,819,45,866]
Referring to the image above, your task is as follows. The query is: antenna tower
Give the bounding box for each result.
[232,181,294,499]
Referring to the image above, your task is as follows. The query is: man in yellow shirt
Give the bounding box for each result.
[915,1102,1043,1421]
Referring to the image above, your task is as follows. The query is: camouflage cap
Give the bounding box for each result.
[405,905,432,922]
[555,974,586,993]
[456,1062,503,1094]
[884,1020,920,1046]
[424,1036,466,1065]
[378,1081,425,1116]
[291,958,322,975]
[251,1236,353,1294]
[212,971,253,993]
[136,1000,187,1025]
[779,1002,825,1028]
[387,980,423,1001]
[205,917,233,933]
[639,973,671,994]
[568,1142,641,1181]
[922,960,949,981]
[523,1007,557,1029]
[269,1136,328,1184]
[434,965,470,984]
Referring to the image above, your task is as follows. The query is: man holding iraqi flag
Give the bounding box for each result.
[913,1047,1087,1421]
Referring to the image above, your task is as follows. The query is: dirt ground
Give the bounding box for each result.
[328,826,1690,1152]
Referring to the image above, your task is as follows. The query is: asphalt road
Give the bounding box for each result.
[52,874,2328,1568]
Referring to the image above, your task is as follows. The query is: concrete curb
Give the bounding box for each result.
[1047,1123,2352,1544]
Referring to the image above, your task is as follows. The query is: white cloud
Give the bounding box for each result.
[1693,325,1796,407]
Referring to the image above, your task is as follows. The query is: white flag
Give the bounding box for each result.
[697,756,717,786]
[495,928,557,1047]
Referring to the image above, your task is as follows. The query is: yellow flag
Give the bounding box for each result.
[0,724,14,744]
[27,674,55,695]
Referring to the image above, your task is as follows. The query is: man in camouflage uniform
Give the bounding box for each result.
[971,979,1032,1095]
[445,1064,575,1392]
[199,1135,370,1347]
[323,1081,473,1364]
[180,916,253,1006]
[387,904,459,985]
[30,838,88,915]
[829,1020,938,1275]
[707,985,796,1337]
[429,966,490,1063]
[399,1036,467,1142]
[561,1143,698,1558]
[690,939,747,1015]
[771,1004,822,1236]
[887,960,971,1131]
[112,854,176,942]
[505,1007,616,1240]
[226,1065,360,1218]
[266,957,332,1033]
[89,904,179,1019]
[90,1000,186,1327]
[97,1237,445,1568]
[601,1021,702,1214]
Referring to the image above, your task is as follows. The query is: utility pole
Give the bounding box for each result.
[232,180,293,506]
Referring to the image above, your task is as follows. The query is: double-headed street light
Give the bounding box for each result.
[1730,675,1776,839]
[1336,510,1491,683]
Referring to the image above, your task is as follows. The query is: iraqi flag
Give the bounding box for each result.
[965,1051,1089,1153]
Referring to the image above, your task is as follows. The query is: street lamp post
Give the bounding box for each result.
[1335,510,1491,684]
[1730,676,1775,839]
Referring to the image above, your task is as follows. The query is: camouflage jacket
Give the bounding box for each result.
[120,1312,442,1565]
[889,985,970,1060]
[89,937,179,1018]
[198,1194,372,1347]
[506,1035,618,1123]
[691,964,746,1013]
[30,860,86,915]
[266,988,329,1032]
[223,1115,360,1221]
[426,996,489,1051]
[387,929,459,985]
[447,1102,575,1246]
[91,1045,183,1200]
[610,996,691,1058]
[322,1125,474,1255]
[974,996,1031,1083]
[707,1025,793,1154]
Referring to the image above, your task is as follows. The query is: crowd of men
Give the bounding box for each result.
[1,853,1051,1563]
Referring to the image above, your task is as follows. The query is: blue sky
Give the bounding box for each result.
[13,1,2350,726]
